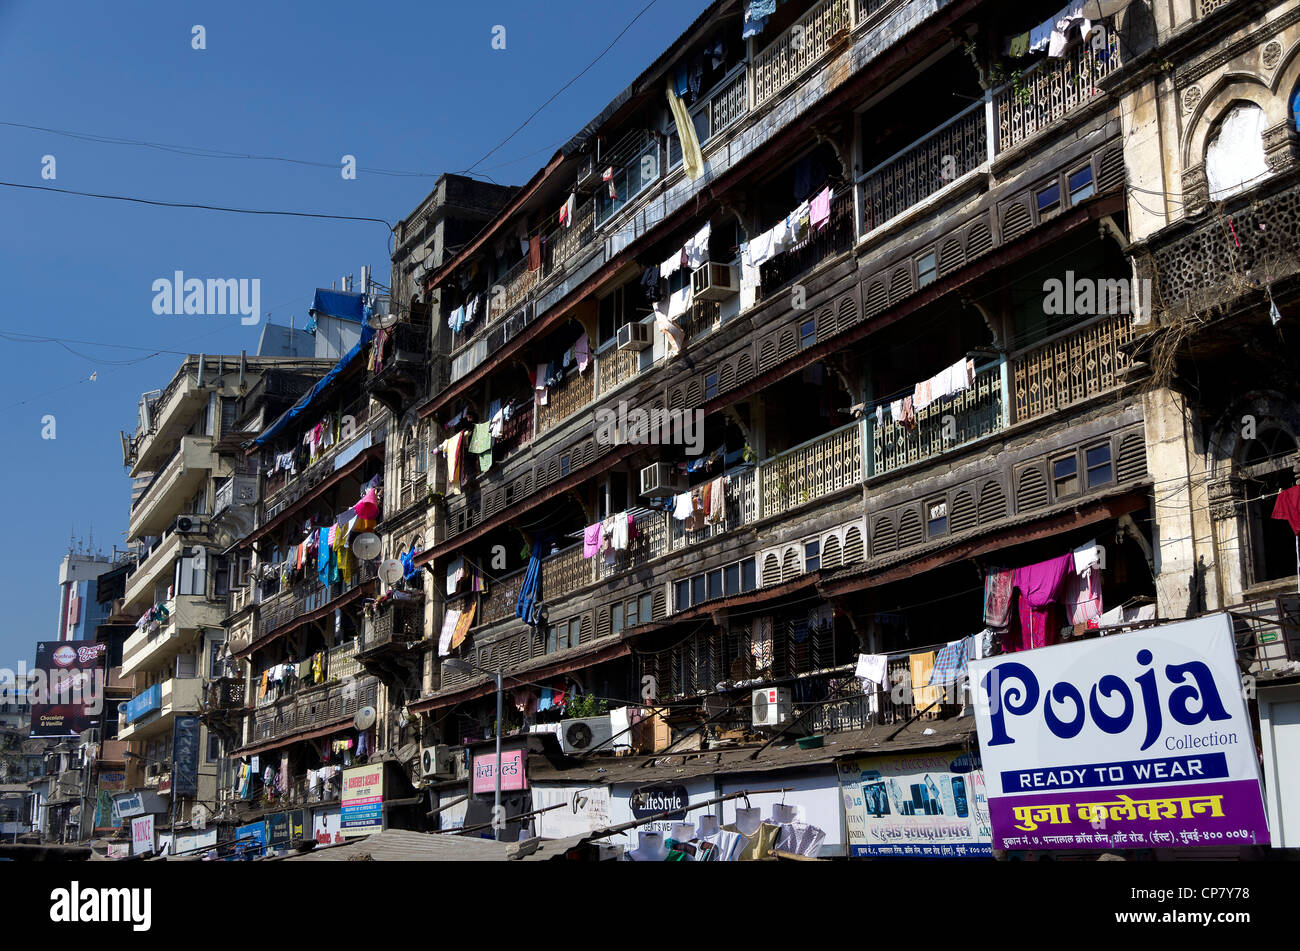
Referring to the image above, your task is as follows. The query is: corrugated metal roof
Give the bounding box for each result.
[278,828,513,862]
[527,716,976,785]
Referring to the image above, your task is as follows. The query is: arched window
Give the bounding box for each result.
[1205,103,1269,201]
[1240,426,1298,587]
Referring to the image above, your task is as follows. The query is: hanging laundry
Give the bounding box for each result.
[673,491,694,521]
[684,222,712,270]
[610,512,631,551]
[910,651,941,712]
[743,0,778,39]
[1009,553,1075,652]
[538,688,555,712]
[451,600,476,651]
[706,476,726,524]
[983,568,1014,629]
[576,333,590,372]
[899,396,916,431]
[534,363,549,406]
[809,187,832,232]
[602,166,617,201]
[438,607,462,656]
[666,82,705,182]
[641,265,664,303]
[855,653,888,687]
[1062,563,1104,626]
[528,235,542,271]
[1005,31,1031,57]
[583,523,603,560]
[928,639,970,687]
[559,192,576,228]
[468,422,493,474]
[655,310,686,358]
[1271,486,1300,593]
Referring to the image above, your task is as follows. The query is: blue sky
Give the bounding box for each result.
[0,0,706,665]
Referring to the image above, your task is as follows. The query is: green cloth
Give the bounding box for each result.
[468,423,493,473]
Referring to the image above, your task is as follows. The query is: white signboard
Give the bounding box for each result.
[131,814,155,856]
[969,614,1269,850]
[532,784,613,839]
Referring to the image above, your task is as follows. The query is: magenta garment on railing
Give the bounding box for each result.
[1007,553,1074,652]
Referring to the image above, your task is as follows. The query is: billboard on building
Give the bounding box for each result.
[837,749,992,857]
[131,814,155,856]
[171,715,201,797]
[340,764,383,838]
[95,770,126,830]
[29,641,106,738]
[312,806,343,845]
[969,614,1270,850]
[472,748,527,794]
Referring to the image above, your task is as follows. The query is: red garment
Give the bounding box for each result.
[1008,554,1075,652]
[1271,486,1300,533]
[528,236,542,272]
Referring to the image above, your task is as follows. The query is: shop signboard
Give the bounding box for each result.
[112,792,144,821]
[532,784,613,838]
[312,806,344,845]
[471,748,527,794]
[267,811,290,845]
[235,821,267,858]
[969,614,1270,850]
[171,715,200,797]
[29,641,107,737]
[629,783,689,821]
[837,749,992,857]
[130,814,155,856]
[289,809,305,842]
[173,829,217,855]
[340,764,383,838]
[120,684,161,727]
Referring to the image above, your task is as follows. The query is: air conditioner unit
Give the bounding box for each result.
[616,321,651,352]
[751,687,794,730]
[574,154,598,193]
[559,715,614,755]
[174,515,207,535]
[639,462,682,498]
[692,262,738,301]
[420,744,456,780]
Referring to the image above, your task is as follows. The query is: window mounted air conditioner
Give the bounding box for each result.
[420,744,456,780]
[639,463,682,498]
[691,262,738,301]
[559,715,614,755]
[751,687,793,730]
[616,321,651,352]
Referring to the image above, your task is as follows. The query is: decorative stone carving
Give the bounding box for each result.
[1207,477,1244,521]
[1181,163,1209,217]
[1182,85,1202,113]
[1263,41,1282,70]
[1263,121,1300,172]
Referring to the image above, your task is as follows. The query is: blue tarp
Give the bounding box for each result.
[308,289,366,323]
[253,318,374,447]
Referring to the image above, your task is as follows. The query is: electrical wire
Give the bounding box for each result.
[459,0,662,174]
[0,180,395,230]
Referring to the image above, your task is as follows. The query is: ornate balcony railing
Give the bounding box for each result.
[870,362,1003,478]
[1011,314,1134,423]
[536,367,595,435]
[362,596,425,651]
[489,257,540,321]
[477,566,527,627]
[247,675,379,746]
[859,102,987,234]
[994,31,1124,153]
[760,422,862,520]
[254,560,378,643]
[597,346,642,397]
[327,639,361,681]
[752,0,852,109]
[597,507,669,582]
[541,543,589,604]
[668,467,759,551]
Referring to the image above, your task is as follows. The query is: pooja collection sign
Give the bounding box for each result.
[969,614,1269,850]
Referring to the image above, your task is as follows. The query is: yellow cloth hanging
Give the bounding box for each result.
[910,651,940,714]
[667,82,704,182]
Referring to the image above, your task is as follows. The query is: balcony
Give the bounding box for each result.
[994,30,1124,154]
[1011,314,1134,424]
[261,400,384,523]
[118,677,203,741]
[129,367,206,478]
[206,679,246,712]
[536,366,595,436]
[477,567,527,627]
[128,435,214,541]
[252,560,378,647]
[751,0,852,110]
[359,596,425,654]
[245,675,379,748]
[758,190,856,298]
[368,320,431,411]
[860,101,987,236]
[760,421,863,520]
[121,595,225,678]
[597,347,642,398]
[870,361,1004,479]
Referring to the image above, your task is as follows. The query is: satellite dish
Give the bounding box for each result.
[368,305,399,330]
[351,532,382,560]
[191,804,209,831]
[379,558,404,585]
[354,706,377,731]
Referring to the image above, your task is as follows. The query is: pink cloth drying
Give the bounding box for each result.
[583,523,603,559]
